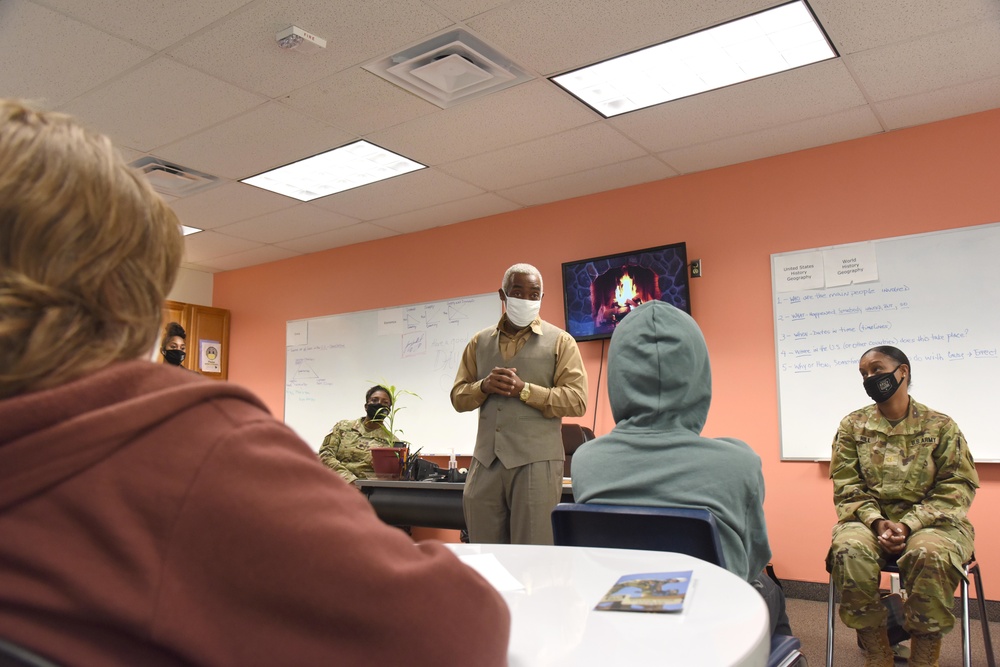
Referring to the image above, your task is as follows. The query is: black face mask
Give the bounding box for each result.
[863,366,902,403]
[163,349,186,366]
[365,403,389,421]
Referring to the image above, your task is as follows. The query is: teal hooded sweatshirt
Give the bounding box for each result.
[571,300,772,582]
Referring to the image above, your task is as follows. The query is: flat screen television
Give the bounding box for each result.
[561,242,690,342]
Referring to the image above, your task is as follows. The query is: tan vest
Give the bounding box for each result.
[473,321,564,468]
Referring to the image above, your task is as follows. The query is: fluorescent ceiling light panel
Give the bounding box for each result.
[181,225,202,236]
[551,0,836,118]
[240,140,426,202]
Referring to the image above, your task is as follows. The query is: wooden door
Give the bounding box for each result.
[188,304,230,380]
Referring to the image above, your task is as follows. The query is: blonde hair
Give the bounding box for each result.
[0,99,183,398]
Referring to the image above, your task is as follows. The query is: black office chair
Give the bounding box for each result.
[551,503,803,667]
[0,638,60,667]
[825,554,995,667]
[559,424,595,477]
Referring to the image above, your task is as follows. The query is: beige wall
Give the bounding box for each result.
[168,267,213,306]
[214,107,1000,587]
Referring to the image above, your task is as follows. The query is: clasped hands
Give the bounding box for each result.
[874,519,910,556]
[481,367,525,398]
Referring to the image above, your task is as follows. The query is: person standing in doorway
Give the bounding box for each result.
[160,321,187,367]
[451,263,588,544]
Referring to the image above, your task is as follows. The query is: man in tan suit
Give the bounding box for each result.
[451,263,588,544]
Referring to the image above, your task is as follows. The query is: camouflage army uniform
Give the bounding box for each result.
[827,397,978,636]
[318,418,395,484]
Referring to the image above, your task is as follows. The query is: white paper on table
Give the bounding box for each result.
[457,554,525,592]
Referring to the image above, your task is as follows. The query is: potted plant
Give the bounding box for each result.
[369,380,419,444]
[367,380,420,479]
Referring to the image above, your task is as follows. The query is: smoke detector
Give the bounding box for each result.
[276,25,327,53]
[129,157,220,199]
[364,29,532,108]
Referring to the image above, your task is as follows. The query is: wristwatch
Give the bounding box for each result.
[519,383,531,402]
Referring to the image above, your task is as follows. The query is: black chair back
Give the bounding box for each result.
[551,502,727,568]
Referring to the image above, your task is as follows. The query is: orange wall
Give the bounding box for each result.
[214,108,1000,587]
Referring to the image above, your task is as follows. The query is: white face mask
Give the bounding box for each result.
[504,293,541,328]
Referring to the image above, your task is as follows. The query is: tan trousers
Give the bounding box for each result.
[463,458,563,545]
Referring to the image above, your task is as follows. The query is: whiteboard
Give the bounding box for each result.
[771,222,1000,462]
[285,294,500,455]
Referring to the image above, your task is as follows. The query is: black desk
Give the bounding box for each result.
[356,480,574,531]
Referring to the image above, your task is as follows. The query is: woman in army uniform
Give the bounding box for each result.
[828,345,979,667]
[318,385,396,483]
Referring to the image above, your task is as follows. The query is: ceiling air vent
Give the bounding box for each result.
[128,157,220,201]
[364,29,532,108]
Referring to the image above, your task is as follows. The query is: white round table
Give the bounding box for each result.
[448,543,769,667]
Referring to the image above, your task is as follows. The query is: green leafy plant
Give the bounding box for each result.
[368,380,420,446]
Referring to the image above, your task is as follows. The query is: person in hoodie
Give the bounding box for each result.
[0,99,509,667]
[571,300,791,637]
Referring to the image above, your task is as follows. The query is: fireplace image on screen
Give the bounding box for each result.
[562,242,690,342]
[592,265,660,331]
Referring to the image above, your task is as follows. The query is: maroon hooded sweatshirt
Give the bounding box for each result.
[0,361,509,666]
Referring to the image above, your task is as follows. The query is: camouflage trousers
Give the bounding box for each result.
[828,521,973,635]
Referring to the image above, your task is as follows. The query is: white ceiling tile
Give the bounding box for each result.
[467,0,770,75]
[367,80,596,165]
[168,0,452,98]
[611,59,868,153]
[439,123,647,190]
[60,57,265,152]
[373,193,521,233]
[169,182,297,231]
[310,169,484,220]
[812,0,1000,54]
[423,0,511,22]
[875,76,1000,131]
[155,101,355,179]
[846,20,1000,102]
[0,1,153,107]
[183,230,262,263]
[659,106,883,174]
[213,204,358,244]
[195,245,303,273]
[117,146,147,165]
[283,67,439,136]
[499,156,678,207]
[31,0,258,51]
[274,222,400,253]
[180,262,224,274]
